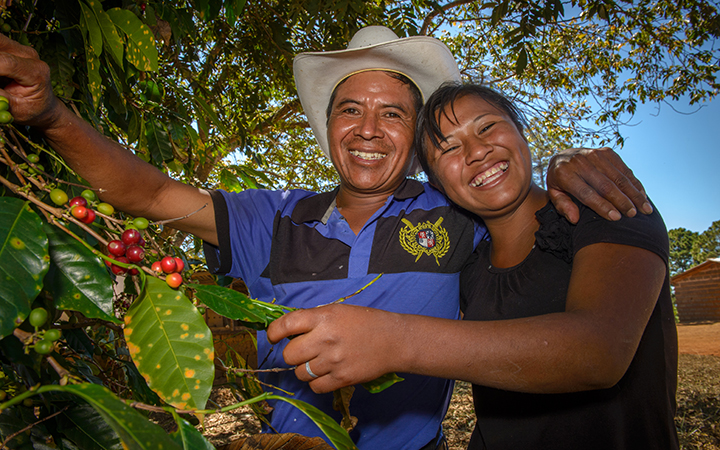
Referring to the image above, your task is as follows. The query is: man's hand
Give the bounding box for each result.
[267,304,400,393]
[0,33,62,130]
[547,147,653,223]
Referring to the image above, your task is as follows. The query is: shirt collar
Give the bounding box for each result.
[290,179,425,224]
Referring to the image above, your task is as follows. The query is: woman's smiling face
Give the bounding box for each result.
[425,93,535,219]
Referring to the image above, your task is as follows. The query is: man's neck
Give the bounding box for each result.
[335,186,395,234]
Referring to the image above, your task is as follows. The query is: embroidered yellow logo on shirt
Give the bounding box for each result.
[399,217,450,265]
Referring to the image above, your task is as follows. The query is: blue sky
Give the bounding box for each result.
[615,98,719,233]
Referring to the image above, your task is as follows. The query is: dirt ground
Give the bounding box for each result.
[676,322,720,357]
[197,321,720,449]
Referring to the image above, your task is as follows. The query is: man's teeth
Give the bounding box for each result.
[470,162,509,187]
[350,150,386,160]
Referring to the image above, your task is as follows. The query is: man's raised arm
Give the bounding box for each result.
[0,34,218,245]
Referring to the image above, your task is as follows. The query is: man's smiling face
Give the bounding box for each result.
[326,71,417,198]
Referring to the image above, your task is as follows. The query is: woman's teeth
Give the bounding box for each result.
[470,162,509,187]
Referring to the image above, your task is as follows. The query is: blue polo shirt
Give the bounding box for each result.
[205,179,486,449]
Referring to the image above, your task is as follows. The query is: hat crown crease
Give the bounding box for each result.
[347,26,400,49]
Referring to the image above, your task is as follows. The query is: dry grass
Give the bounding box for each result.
[675,354,720,449]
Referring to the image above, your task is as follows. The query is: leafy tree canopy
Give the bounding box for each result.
[668,227,700,276]
[2,0,717,195]
[668,220,720,276]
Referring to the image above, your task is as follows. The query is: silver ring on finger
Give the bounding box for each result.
[305,361,319,379]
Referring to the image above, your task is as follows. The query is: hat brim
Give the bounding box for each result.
[293,36,460,176]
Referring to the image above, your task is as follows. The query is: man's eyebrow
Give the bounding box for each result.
[334,98,361,109]
[333,98,411,115]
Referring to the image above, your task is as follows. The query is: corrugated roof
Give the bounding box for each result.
[671,258,720,284]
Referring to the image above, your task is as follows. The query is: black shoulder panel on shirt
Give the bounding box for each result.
[205,190,232,274]
[368,205,476,274]
[266,212,351,284]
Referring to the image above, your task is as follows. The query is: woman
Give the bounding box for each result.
[267,83,679,449]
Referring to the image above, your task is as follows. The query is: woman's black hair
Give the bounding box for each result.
[415,82,527,184]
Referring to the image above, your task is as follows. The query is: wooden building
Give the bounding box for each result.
[671,258,720,323]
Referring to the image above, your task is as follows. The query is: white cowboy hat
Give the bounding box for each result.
[293,25,461,175]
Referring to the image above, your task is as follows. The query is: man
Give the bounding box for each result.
[0,26,649,449]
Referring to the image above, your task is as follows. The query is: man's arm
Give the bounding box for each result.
[546,147,653,224]
[267,243,665,394]
[0,34,218,245]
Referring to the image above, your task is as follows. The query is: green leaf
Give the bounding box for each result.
[38,384,183,450]
[84,43,103,110]
[42,223,120,324]
[119,359,164,406]
[79,2,103,57]
[224,0,247,26]
[146,118,174,163]
[107,8,159,71]
[0,198,49,339]
[219,168,243,193]
[266,394,358,450]
[124,277,214,410]
[0,405,36,448]
[515,47,529,75]
[96,8,126,66]
[42,37,76,99]
[169,411,215,450]
[194,94,228,135]
[56,403,123,450]
[361,372,405,394]
[190,284,294,330]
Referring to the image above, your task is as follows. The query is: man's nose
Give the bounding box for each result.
[355,113,384,139]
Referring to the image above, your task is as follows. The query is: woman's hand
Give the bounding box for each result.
[547,147,653,223]
[267,304,403,393]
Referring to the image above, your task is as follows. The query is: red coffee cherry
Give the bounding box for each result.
[166,272,183,289]
[121,229,141,246]
[71,205,88,220]
[126,245,145,263]
[160,256,176,274]
[107,240,126,257]
[68,196,88,208]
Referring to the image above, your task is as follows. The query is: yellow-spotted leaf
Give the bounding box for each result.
[85,0,125,66]
[124,277,214,410]
[107,8,158,71]
[35,383,183,450]
[79,1,103,57]
[78,3,103,109]
[42,223,120,324]
[190,284,294,330]
[0,198,49,339]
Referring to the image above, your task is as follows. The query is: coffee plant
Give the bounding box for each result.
[0,1,360,446]
[0,128,361,449]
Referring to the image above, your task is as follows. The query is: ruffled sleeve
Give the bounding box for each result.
[534,202,574,263]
